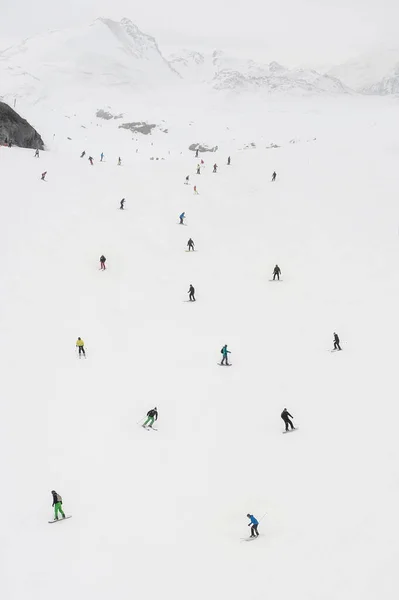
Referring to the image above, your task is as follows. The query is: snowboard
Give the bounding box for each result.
[48,516,72,524]
[283,428,298,434]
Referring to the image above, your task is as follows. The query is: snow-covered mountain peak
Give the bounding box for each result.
[0,18,180,105]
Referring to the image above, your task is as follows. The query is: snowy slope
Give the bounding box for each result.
[169,48,349,94]
[329,48,399,93]
[1,90,399,600]
[0,18,180,105]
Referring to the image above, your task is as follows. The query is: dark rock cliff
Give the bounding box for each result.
[0,102,44,149]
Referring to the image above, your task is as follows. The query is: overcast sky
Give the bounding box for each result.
[0,0,396,65]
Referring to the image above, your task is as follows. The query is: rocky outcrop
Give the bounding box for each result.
[189,143,218,153]
[96,109,124,120]
[0,102,44,149]
[119,122,156,135]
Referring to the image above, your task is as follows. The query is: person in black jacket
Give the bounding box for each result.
[272,171,277,182]
[281,408,295,432]
[187,238,195,251]
[51,490,65,520]
[100,255,106,270]
[120,198,125,210]
[272,265,281,281]
[188,284,195,301]
[142,407,158,428]
[333,332,341,351]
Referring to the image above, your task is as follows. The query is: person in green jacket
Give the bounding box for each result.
[220,344,231,366]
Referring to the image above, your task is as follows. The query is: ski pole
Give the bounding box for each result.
[258,512,268,522]
[136,415,146,425]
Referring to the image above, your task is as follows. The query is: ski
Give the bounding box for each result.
[217,363,232,366]
[283,428,298,434]
[48,516,72,524]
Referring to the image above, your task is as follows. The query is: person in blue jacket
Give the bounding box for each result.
[220,344,231,366]
[179,212,186,225]
[247,514,259,537]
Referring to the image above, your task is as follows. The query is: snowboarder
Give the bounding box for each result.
[197,165,201,175]
[120,198,125,210]
[187,238,195,251]
[188,284,196,302]
[117,157,122,166]
[41,171,47,181]
[179,212,186,225]
[272,171,277,182]
[100,255,106,270]
[195,149,199,158]
[34,149,40,158]
[281,408,295,432]
[227,156,231,166]
[100,152,104,162]
[51,490,65,520]
[185,175,190,185]
[333,332,341,351]
[88,156,94,166]
[142,407,158,428]
[220,344,231,365]
[80,151,86,158]
[213,163,218,173]
[193,185,199,195]
[76,337,86,358]
[272,265,281,281]
[247,514,259,538]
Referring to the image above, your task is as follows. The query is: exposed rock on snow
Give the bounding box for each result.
[96,109,123,120]
[0,102,44,149]
[189,143,218,153]
[119,122,157,135]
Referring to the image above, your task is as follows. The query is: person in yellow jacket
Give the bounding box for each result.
[76,337,86,358]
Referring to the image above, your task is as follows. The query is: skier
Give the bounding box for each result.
[187,238,195,251]
[34,149,40,158]
[281,408,295,432]
[118,157,122,166]
[333,332,342,351]
[80,150,86,158]
[41,171,47,181]
[220,344,231,365]
[213,163,218,173]
[247,514,259,538]
[227,156,231,166]
[185,175,190,185]
[142,407,158,429]
[193,185,199,195]
[272,171,277,182]
[51,490,65,521]
[100,152,104,162]
[188,284,196,302]
[88,156,94,166]
[272,265,281,281]
[100,255,106,270]
[195,149,199,158]
[76,337,86,358]
[120,198,125,210]
[179,212,186,225]
[197,165,201,175]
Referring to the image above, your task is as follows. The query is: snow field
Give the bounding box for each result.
[1,100,399,599]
